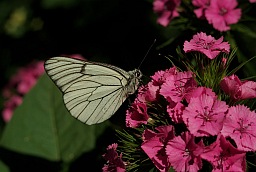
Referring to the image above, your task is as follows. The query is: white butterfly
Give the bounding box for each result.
[44,56,142,125]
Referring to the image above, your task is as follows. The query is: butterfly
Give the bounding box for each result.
[44,56,142,125]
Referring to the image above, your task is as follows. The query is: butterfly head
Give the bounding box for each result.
[126,69,142,95]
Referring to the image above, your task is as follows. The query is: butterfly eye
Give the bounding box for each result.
[135,70,142,78]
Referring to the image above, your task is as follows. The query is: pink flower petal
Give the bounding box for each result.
[183,32,230,59]
[183,94,228,137]
[205,0,241,32]
[153,0,181,27]
[201,135,246,172]
[166,132,204,171]
[221,105,256,151]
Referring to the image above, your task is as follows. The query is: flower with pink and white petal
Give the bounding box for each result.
[221,105,256,151]
[151,67,178,86]
[183,94,228,137]
[141,126,174,172]
[205,0,242,31]
[166,132,204,172]
[201,135,246,172]
[166,100,185,123]
[183,32,230,59]
[160,70,197,103]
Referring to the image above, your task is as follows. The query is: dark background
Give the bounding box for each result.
[1,0,256,171]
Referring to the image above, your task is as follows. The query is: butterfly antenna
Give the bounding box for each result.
[138,39,156,69]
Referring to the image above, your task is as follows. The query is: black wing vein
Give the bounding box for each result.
[44,56,132,125]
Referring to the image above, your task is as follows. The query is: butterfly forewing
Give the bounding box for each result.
[44,56,141,125]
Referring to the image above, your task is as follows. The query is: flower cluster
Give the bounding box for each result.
[102,143,126,172]
[102,32,256,172]
[2,61,44,122]
[153,0,250,32]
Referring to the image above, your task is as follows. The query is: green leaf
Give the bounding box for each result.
[225,32,256,77]
[0,74,110,162]
[0,160,9,172]
[148,168,158,172]
[232,23,256,39]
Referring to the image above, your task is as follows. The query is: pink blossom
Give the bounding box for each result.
[192,0,210,18]
[31,61,45,77]
[220,74,256,101]
[2,61,44,122]
[7,61,44,95]
[126,102,149,128]
[151,67,178,86]
[141,126,174,172]
[17,74,37,94]
[221,105,256,151]
[102,143,125,172]
[136,82,158,103]
[201,135,246,172]
[153,0,181,27]
[205,0,242,32]
[249,0,256,3]
[166,100,185,123]
[183,94,228,137]
[136,67,178,104]
[185,86,216,103]
[166,132,204,172]
[160,71,197,103]
[2,95,22,122]
[183,32,230,59]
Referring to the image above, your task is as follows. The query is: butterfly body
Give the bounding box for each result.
[44,56,142,125]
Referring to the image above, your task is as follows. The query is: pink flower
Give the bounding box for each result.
[205,0,242,32]
[201,135,246,172]
[192,0,210,18]
[160,71,197,103]
[153,0,181,27]
[2,61,44,122]
[166,132,204,172]
[249,0,256,3]
[186,86,217,103]
[8,61,44,95]
[102,143,125,172]
[221,105,256,151]
[151,67,178,86]
[220,74,256,101]
[183,94,228,137]
[166,100,185,123]
[183,32,230,59]
[136,82,158,103]
[17,74,37,94]
[136,67,178,104]
[126,102,149,128]
[2,95,22,122]
[141,126,174,172]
